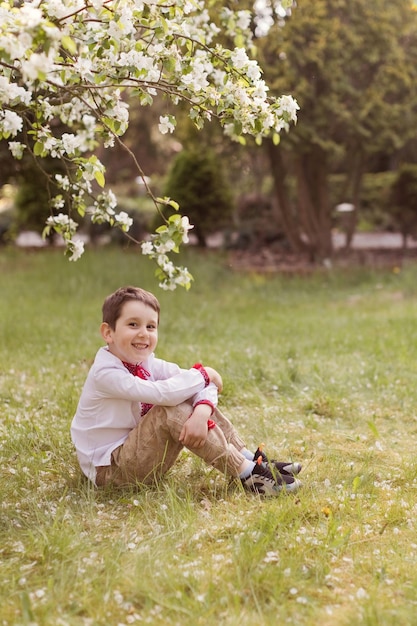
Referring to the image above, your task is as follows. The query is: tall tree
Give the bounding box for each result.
[0,1,297,288]
[259,0,417,260]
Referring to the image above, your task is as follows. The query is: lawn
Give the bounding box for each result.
[1,246,417,626]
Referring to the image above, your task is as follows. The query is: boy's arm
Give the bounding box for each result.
[94,350,223,406]
[179,402,213,449]
[198,366,223,392]
[179,366,222,447]
[96,365,210,406]
[149,357,222,393]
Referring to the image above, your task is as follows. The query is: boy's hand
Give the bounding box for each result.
[204,366,223,393]
[179,404,211,448]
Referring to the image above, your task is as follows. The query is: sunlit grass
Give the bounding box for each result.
[1,246,417,625]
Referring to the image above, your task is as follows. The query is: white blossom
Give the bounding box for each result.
[55,174,71,190]
[114,211,133,231]
[8,141,26,159]
[1,110,23,136]
[61,133,81,155]
[277,94,300,122]
[112,98,129,128]
[236,11,251,31]
[0,77,31,105]
[174,267,192,287]
[230,48,250,70]
[141,241,154,255]
[20,51,56,82]
[43,0,77,20]
[158,115,175,134]
[46,213,77,231]
[157,239,176,254]
[51,195,65,210]
[68,239,85,261]
[73,57,93,78]
[107,190,118,210]
[246,61,262,82]
[159,280,176,291]
[18,5,43,28]
[180,216,194,243]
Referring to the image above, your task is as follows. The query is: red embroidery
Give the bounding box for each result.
[193,400,216,427]
[194,399,215,414]
[192,363,210,387]
[123,361,153,416]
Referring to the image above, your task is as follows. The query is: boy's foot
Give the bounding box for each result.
[241,459,301,496]
[254,446,302,476]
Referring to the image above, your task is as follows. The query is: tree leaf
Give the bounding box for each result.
[94,170,105,187]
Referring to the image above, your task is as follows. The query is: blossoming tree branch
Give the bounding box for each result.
[0,0,297,289]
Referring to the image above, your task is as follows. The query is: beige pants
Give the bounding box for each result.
[95,402,246,487]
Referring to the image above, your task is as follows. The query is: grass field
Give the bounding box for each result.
[1,246,417,625]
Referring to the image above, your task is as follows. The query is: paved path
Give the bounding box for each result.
[206,231,417,250]
[332,231,417,250]
[14,229,417,250]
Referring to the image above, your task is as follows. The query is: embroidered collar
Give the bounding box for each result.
[122,361,150,379]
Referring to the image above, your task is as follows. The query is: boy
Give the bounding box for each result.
[71,286,302,495]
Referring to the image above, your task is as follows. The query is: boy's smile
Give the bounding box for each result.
[100,300,159,364]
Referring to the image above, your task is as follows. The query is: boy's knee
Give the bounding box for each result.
[177,402,193,418]
[166,402,193,422]
[165,402,193,435]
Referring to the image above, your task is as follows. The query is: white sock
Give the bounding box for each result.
[239,460,256,479]
[241,447,255,461]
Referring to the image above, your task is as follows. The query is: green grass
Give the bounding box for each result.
[1,246,417,625]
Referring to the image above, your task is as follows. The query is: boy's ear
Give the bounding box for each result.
[100,322,113,343]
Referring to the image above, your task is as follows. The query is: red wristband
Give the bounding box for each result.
[194,399,215,415]
[192,363,209,387]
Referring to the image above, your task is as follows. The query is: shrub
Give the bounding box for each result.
[0,208,16,244]
[329,172,396,231]
[234,193,285,249]
[14,156,73,240]
[389,163,417,246]
[162,148,234,247]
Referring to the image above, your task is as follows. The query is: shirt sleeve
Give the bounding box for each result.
[93,362,207,406]
[192,382,218,407]
[151,357,218,407]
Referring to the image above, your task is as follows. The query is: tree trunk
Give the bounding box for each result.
[266,140,308,254]
[340,149,365,251]
[194,223,207,247]
[294,148,333,261]
[267,141,336,261]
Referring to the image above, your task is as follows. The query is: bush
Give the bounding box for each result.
[329,172,396,231]
[162,148,234,247]
[389,163,417,245]
[0,208,16,244]
[14,155,73,239]
[234,193,285,249]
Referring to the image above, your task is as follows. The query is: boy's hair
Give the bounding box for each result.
[102,286,160,329]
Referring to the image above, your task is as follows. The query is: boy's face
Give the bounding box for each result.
[100,299,158,364]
